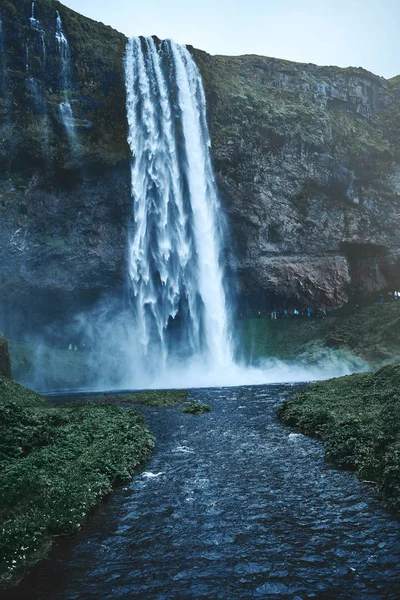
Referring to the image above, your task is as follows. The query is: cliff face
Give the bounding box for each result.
[0,0,130,330]
[0,333,12,377]
[0,0,399,336]
[193,51,400,307]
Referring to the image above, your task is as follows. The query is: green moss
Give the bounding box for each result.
[277,364,400,510]
[106,389,189,407]
[33,235,71,250]
[0,335,12,379]
[180,401,211,414]
[0,376,44,408]
[0,377,154,588]
[2,1,17,16]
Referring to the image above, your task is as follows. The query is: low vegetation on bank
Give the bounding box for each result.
[114,389,189,407]
[180,401,212,414]
[0,377,155,588]
[240,300,400,366]
[277,363,400,511]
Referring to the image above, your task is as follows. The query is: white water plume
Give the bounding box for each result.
[55,10,77,151]
[29,2,46,60]
[119,36,369,392]
[124,37,233,384]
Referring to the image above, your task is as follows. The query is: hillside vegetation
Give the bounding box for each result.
[0,377,155,588]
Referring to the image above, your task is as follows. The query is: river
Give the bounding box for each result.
[5,384,400,599]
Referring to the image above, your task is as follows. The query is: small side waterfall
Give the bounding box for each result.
[29,2,46,61]
[25,2,49,155]
[124,37,233,384]
[55,10,77,150]
[0,17,6,99]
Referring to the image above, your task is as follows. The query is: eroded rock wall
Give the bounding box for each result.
[0,0,130,332]
[0,333,12,377]
[0,0,399,338]
[193,51,400,307]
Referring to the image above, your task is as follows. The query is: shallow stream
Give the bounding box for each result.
[5,384,400,599]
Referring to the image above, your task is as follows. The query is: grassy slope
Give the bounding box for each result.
[0,377,155,588]
[277,364,400,511]
[239,301,400,366]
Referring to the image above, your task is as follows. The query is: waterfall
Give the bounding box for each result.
[0,17,5,97]
[124,37,233,382]
[29,2,46,60]
[24,1,49,157]
[55,10,77,151]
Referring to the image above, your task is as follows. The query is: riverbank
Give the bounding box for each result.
[240,300,400,366]
[277,363,400,511]
[0,377,156,588]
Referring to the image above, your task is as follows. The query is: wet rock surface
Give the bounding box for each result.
[0,0,400,332]
[194,52,400,307]
[0,333,12,377]
[6,385,400,599]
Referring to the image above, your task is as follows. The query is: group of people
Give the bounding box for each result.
[269,307,329,320]
[238,308,329,320]
[238,289,400,321]
[387,291,400,300]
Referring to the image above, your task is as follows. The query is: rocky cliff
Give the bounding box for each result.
[0,0,399,337]
[0,333,12,377]
[194,52,400,307]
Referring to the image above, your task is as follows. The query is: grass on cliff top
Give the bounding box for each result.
[277,363,400,511]
[0,376,154,588]
[195,50,394,178]
[239,300,400,366]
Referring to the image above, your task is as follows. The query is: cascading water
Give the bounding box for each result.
[55,10,77,150]
[29,2,46,60]
[25,2,49,155]
[0,16,6,97]
[121,38,357,390]
[124,37,234,384]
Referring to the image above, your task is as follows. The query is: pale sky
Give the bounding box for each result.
[62,0,399,79]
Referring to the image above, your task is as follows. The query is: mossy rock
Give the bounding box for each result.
[180,401,211,414]
[114,390,189,407]
[0,334,12,379]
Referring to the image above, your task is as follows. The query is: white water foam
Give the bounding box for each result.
[124,37,233,385]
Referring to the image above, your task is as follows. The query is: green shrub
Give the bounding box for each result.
[180,401,212,414]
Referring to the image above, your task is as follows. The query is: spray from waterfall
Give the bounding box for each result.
[55,10,77,152]
[124,37,233,385]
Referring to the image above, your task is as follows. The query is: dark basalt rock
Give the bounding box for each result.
[193,49,400,308]
[0,333,12,378]
[0,0,399,338]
